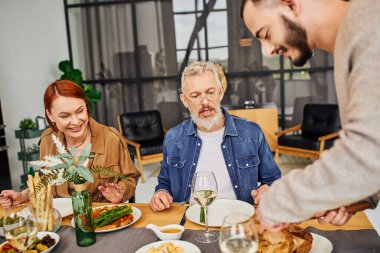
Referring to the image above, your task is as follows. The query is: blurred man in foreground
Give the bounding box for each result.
[241,0,380,231]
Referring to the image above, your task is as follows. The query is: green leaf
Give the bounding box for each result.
[71,69,83,77]
[70,76,83,86]
[19,118,37,130]
[67,165,76,173]
[50,163,70,170]
[55,153,73,159]
[58,60,73,73]
[76,166,94,183]
[79,143,91,157]
[83,84,93,92]
[85,90,101,100]
[64,158,72,166]
[89,165,126,180]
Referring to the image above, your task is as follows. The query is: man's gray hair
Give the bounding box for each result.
[181,61,221,92]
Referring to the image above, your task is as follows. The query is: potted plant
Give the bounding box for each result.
[31,135,124,247]
[58,60,101,112]
[15,118,44,139]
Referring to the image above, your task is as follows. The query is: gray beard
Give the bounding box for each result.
[191,107,223,130]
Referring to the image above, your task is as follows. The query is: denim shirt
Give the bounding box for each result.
[155,109,281,204]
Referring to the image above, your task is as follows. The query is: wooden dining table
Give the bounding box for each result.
[1,202,377,252]
[61,202,374,231]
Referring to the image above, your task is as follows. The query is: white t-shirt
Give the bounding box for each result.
[189,127,236,204]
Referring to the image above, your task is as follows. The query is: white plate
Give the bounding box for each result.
[186,199,255,227]
[71,204,142,233]
[135,240,201,253]
[53,198,73,217]
[310,233,333,253]
[0,231,59,253]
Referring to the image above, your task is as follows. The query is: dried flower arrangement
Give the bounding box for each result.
[31,135,124,194]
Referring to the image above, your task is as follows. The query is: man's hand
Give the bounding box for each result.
[251,184,270,205]
[314,207,353,226]
[0,190,28,209]
[150,191,173,211]
[255,205,289,234]
[98,183,124,204]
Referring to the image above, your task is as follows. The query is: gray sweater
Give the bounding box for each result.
[260,0,380,225]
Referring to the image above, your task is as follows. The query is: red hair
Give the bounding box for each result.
[44,80,90,132]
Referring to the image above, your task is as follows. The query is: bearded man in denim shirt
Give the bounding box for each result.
[150,61,281,212]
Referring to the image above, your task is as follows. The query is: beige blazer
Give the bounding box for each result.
[39,118,140,202]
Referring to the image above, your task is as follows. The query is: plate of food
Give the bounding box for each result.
[71,204,141,233]
[0,231,59,253]
[258,224,333,253]
[186,199,254,227]
[135,240,201,253]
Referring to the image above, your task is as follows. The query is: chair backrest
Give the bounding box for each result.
[301,104,341,138]
[291,96,325,126]
[119,110,164,142]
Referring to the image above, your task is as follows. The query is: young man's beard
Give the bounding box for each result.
[281,15,313,67]
[191,106,223,130]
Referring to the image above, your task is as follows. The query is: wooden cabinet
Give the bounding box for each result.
[228,108,278,151]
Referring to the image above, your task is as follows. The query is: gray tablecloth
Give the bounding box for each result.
[1,226,379,252]
[305,227,380,253]
[52,226,221,253]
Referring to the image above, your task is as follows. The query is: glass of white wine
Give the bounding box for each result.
[192,171,219,243]
[3,204,38,253]
[219,213,259,253]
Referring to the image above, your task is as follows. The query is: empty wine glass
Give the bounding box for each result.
[3,204,38,252]
[219,213,259,253]
[192,171,219,243]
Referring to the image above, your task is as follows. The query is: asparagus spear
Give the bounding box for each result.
[94,206,133,227]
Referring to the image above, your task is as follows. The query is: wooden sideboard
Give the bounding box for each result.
[228,107,278,151]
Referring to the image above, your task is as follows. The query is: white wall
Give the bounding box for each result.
[0,0,68,189]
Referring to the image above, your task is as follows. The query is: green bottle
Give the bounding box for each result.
[28,166,35,177]
[71,184,96,247]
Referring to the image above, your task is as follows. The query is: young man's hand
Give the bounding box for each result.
[315,207,353,226]
[251,184,270,205]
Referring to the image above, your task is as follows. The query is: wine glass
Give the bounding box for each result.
[3,204,38,252]
[219,213,259,253]
[192,171,219,243]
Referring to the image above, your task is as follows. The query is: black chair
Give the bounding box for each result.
[275,104,341,161]
[118,110,165,182]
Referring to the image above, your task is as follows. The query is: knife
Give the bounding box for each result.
[179,206,189,226]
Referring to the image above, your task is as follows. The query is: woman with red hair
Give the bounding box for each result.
[0,80,140,207]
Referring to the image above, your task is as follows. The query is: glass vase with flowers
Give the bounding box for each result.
[31,134,125,247]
